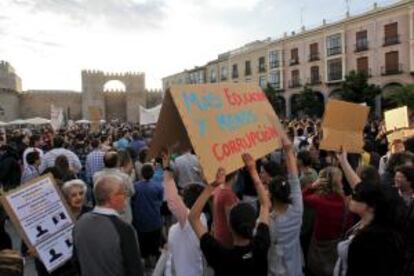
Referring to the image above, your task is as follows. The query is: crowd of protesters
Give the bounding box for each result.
[0,116,413,276]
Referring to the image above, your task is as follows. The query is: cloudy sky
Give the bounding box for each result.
[0,0,398,91]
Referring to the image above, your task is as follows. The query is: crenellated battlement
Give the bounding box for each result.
[146,88,163,94]
[103,89,126,93]
[0,60,15,73]
[82,69,144,78]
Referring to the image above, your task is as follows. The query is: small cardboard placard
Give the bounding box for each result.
[384,106,413,141]
[0,175,75,272]
[148,83,282,183]
[89,106,102,132]
[320,100,370,153]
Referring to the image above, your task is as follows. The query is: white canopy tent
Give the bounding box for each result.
[7,119,27,125]
[75,119,91,124]
[25,117,51,125]
[0,121,7,127]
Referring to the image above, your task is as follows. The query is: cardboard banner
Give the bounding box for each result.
[140,105,161,125]
[88,106,102,132]
[384,106,414,141]
[149,83,282,183]
[320,100,370,153]
[0,175,75,272]
[50,105,64,131]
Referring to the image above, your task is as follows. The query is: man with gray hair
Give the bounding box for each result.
[73,174,143,276]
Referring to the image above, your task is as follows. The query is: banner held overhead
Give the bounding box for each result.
[149,83,282,183]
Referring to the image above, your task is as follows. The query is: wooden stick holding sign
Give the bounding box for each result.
[148,83,282,183]
[320,100,370,153]
[0,174,75,273]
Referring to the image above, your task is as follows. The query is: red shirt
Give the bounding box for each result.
[303,187,352,241]
[213,186,239,248]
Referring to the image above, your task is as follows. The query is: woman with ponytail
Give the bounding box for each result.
[267,131,304,276]
[189,152,271,276]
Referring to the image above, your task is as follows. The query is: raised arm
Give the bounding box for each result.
[281,128,298,176]
[336,149,361,190]
[164,172,187,223]
[242,153,270,225]
[189,168,224,239]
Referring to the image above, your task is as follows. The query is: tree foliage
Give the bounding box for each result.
[292,86,324,118]
[384,84,414,110]
[264,84,285,117]
[338,70,381,107]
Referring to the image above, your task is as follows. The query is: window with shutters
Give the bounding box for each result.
[384,22,399,46]
[210,68,217,83]
[269,71,281,88]
[357,57,369,76]
[355,30,368,52]
[327,34,342,56]
[327,58,343,81]
[290,48,299,65]
[269,50,280,69]
[232,64,239,79]
[259,76,267,88]
[245,60,251,76]
[310,66,321,84]
[221,66,228,81]
[309,43,320,61]
[258,57,266,73]
[382,51,402,75]
[289,70,301,88]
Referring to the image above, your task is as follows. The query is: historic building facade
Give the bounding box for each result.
[163,0,414,117]
[0,61,162,122]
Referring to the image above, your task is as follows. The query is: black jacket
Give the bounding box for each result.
[0,146,22,191]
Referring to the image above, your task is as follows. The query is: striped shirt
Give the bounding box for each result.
[85,149,105,181]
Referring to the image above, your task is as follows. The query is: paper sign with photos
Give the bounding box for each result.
[0,175,75,273]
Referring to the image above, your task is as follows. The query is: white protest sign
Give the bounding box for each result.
[140,105,161,125]
[0,175,74,272]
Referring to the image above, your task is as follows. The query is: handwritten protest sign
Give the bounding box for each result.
[320,100,370,153]
[384,106,414,141]
[149,83,282,183]
[0,175,74,272]
[89,106,102,132]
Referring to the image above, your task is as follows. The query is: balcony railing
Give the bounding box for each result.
[269,82,281,89]
[210,78,217,83]
[307,76,322,85]
[289,59,299,66]
[258,64,266,73]
[328,72,343,82]
[383,35,400,46]
[355,40,369,52]
[288,79,302,88]
[357,68,372,78]
[327,46,342,56]
[220,75,227,81]
[381,64,403,76]
[232,72,239,79]
[309,53,320,62]
[269,60,280,69]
